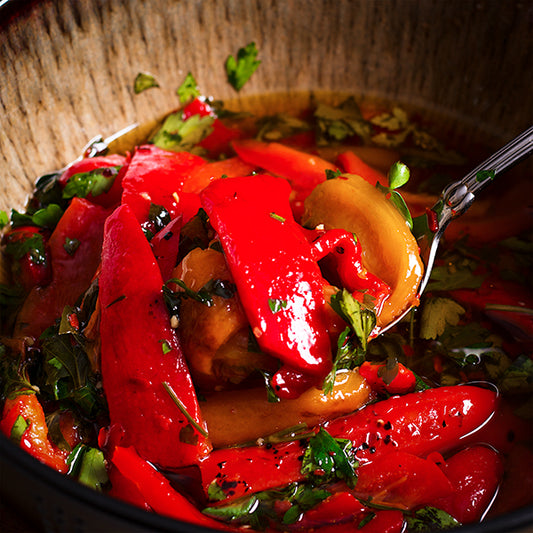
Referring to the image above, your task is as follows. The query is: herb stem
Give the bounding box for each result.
[162,381,209,438]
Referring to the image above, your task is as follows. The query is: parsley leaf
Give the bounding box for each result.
[62,166,121,199]
[0,210,8,229]
[133,72,160,94]
[419,297,465,340]
[151,112,214,152]
[406,506,460,532]
[4,233,47,264]
[177,72,200,104]
[11,204,63,230]
[226,42,261,91]
[301,428,358,488]
[268,298,288,313]
[67,444,108,491]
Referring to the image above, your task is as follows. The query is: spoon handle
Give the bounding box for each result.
[439,125,533,221]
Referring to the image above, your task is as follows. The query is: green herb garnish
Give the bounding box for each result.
[226,42,261,91]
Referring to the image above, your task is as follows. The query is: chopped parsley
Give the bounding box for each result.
[177,72,201,104]
[133,72,160,94]
[225,42,261,91]
[62,166,121,199]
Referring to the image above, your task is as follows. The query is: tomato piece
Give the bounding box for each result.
[99,205,211,468]
[121,144,206,224]
[0,393,69,473]
[432,446,504,523]
[14,198,109,340]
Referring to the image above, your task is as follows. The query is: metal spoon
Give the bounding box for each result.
[381,125,533,334]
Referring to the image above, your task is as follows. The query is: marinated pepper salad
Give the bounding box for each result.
[1,64,532,532]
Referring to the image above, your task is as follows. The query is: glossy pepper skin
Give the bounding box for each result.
[200,175,333,390]
[99,204,210,468]
[14,197,109,340]
[358,360,416,395]
[199,385,498,502]
[0,392,69,473]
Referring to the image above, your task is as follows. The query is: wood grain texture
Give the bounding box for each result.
[1,0,532,211]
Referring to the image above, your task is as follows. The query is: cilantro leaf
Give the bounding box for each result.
[301,428,358,487]
[177,72,200,104]
[226,42,261,91]
[133,72,160,94]
[419,297,465,340]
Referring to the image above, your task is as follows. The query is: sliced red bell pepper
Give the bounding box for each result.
[232,139,338,219]
[14,197,109,340]
[0,392,69,473]
[308,227,391,312]
[150,215,183,281]
[199,385,498,502]
[431,446,504,523]
[121,144,206,224]
[99,204,211,468]
[353,450,454,509]
[200,175,332,394]
[358,360,416,395]
[2,225,51,291]
[336,151,386,187]
[59,154,129,208]
[110,445,230,530]
[356,511,404,533]
[182,156,256,194]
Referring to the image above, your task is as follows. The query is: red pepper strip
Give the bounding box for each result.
[232,139,338,220]
[107,464,152,512]
[336,151,386,187]
[308,228,391,312]
[99,205,211,468]
[200,175,332,388]
[199,385,498,501]
[182,97,244,158]
[150,215,183,281]
[2,226,51,291]
[0,393,69,473]
[353,450,454,509]
[59,154,129,208]
[14,197,109,340]
[121,144,206,224]
[431,446,504,523]
[358,361,416,395]
[182,157,256,194]
[110,446,231,530]
[291,491,368,530]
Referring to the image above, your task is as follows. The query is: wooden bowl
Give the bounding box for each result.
[1,1,532,532]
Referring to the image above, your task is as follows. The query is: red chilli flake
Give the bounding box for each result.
[426,207,439,233]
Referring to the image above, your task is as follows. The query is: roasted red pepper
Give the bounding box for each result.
[431,446,504,523]
[199,385,498,502]
[308,227,391,312]
[232,139,338,219]
[14,197,109,340]
[358,360,416,395]
[0,392,69,473]
[110,445,230,530]
[150,215,183,281]
[336,150,386,186]
[121,144,206,224]
[200,175,333,395]
[354,450,454,509]
[99,204,211,468]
